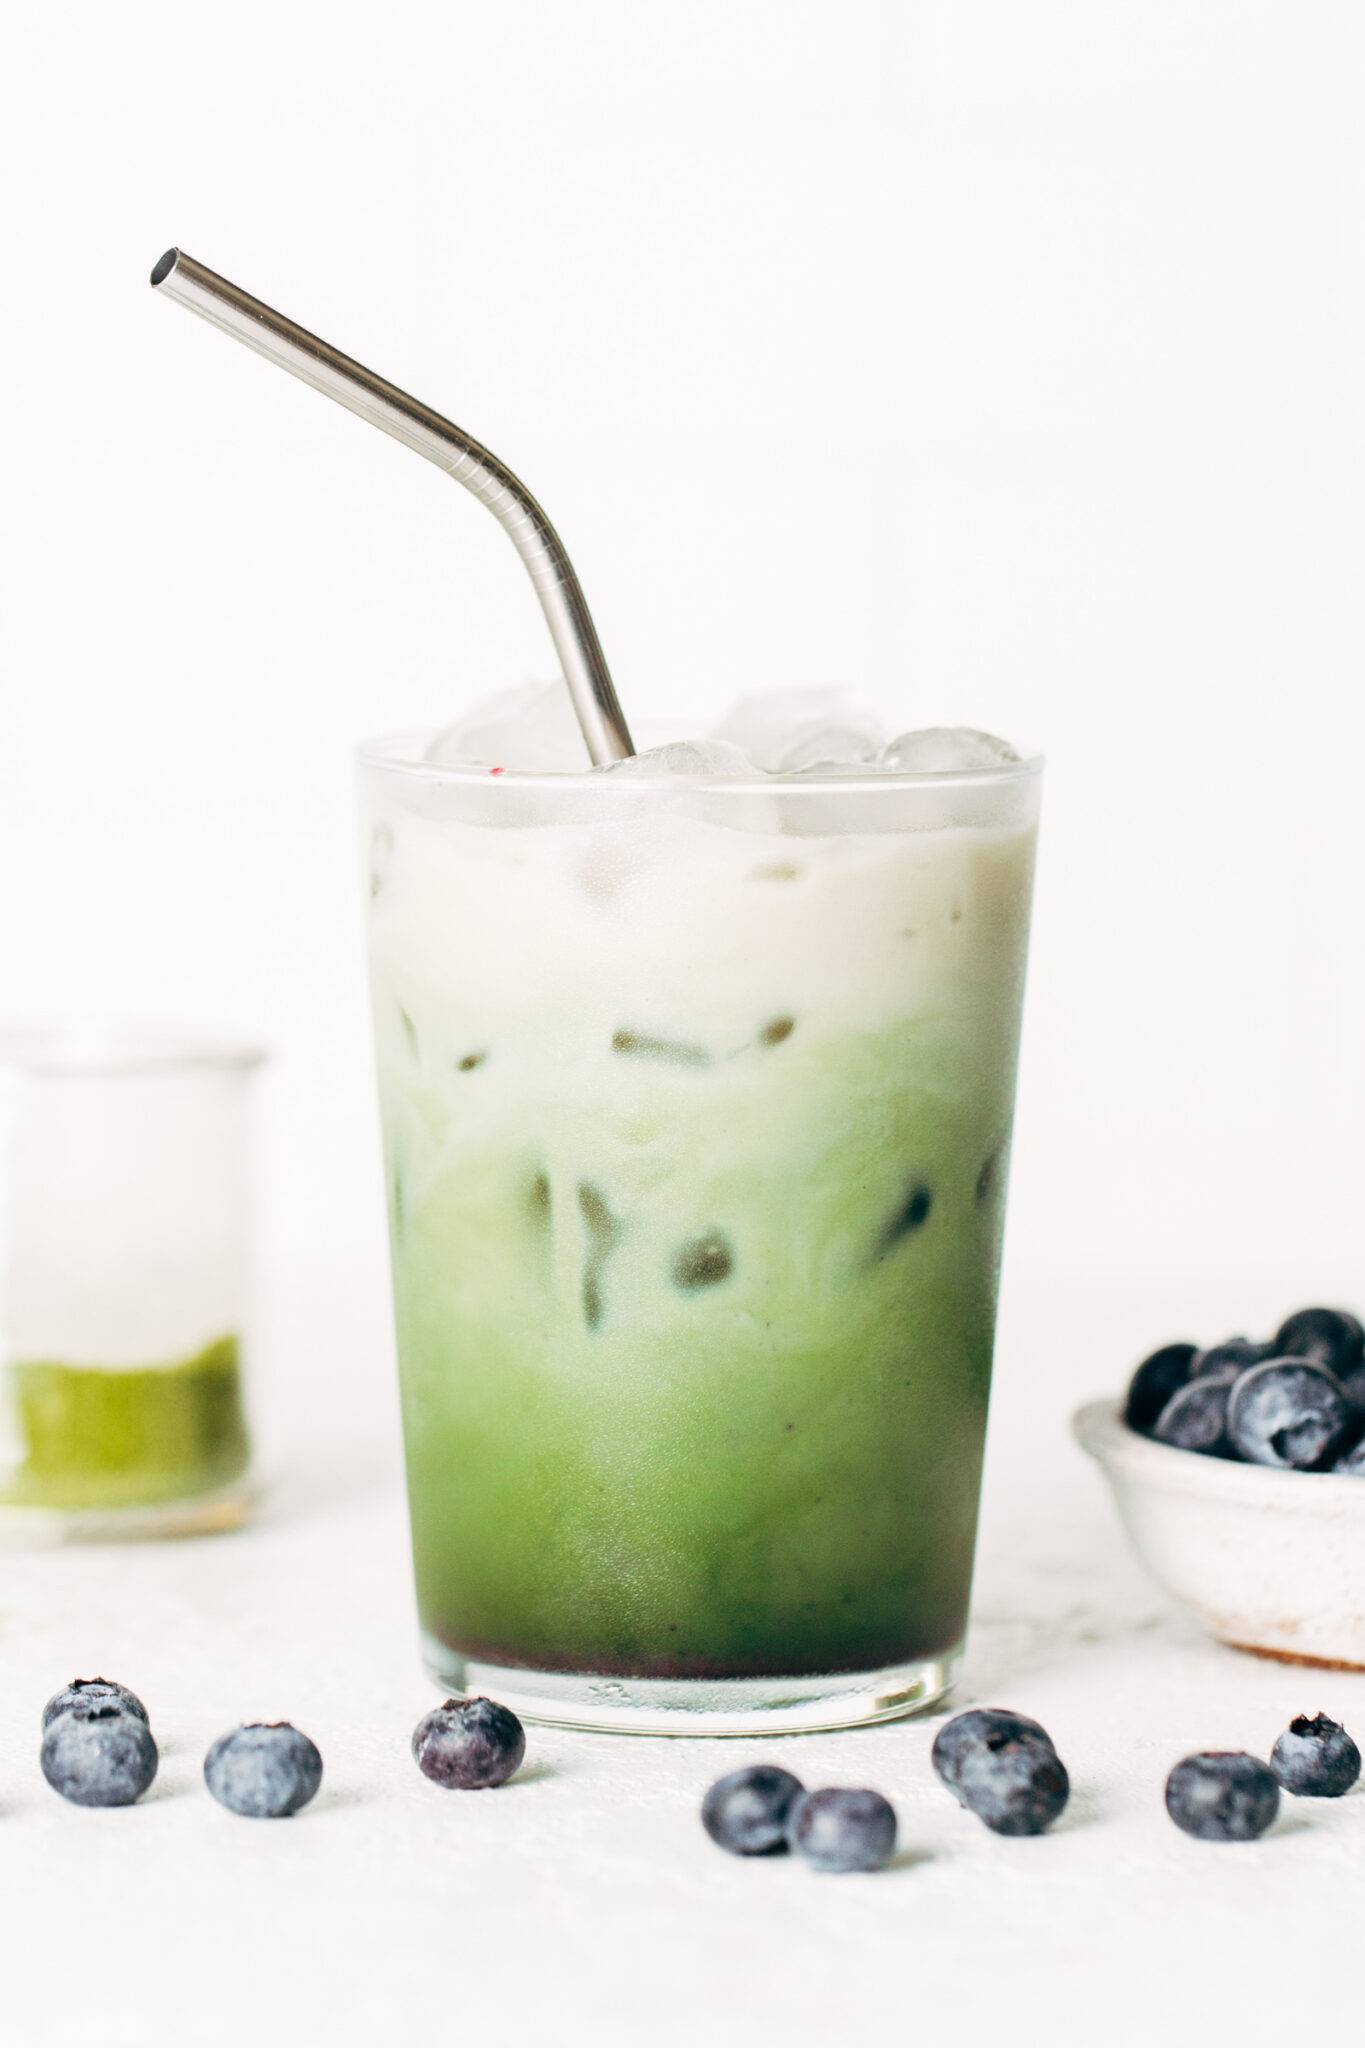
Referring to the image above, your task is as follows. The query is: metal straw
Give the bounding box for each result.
[150,248,634,766]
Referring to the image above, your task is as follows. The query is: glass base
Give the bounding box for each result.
[0,1473,255,1544]
[422,1636,961,1735]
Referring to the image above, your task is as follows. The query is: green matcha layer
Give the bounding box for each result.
[391,1012,1015,1679]
[1,1334,250,1511]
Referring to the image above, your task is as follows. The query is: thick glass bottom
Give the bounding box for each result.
[0,1473,255,1543]
[422,1636,961,1735]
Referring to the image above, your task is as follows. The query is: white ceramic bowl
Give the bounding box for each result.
[1073,1397,1365,1669]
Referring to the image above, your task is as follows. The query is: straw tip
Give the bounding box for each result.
[150,248,180,288]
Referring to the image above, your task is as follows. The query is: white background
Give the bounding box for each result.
[6,0,1364,1336]
[2,5,1364,2042]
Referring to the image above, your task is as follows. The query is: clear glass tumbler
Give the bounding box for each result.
[0,1030,261,1536]
[361,741,1041,1732]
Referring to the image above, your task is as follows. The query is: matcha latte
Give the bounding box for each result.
[362,695,1040,1732]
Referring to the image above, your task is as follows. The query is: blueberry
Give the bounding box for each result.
[1333,1434,1365,1474]
[1339,1368,1365,1413]
[1226,1359,1354,1470]
[932,1708,1069,1835]
[948,1735,1069,1836]
[1190,1338,1265,1377]
[931,1707,1055,1792]
[1269,1713,1361,1798]
[411,1696,526,1789]
[1165,1752,1280,1840]
[41,1701,159,1807]
[41,1677,149,1732]
[203,1722,323,1818]
[1125,1343,1197,1433]
[786,1788,897,1872]
[1152,1370,1238,1456]
[701,1764,804,1855]
[1273,1307,1364,1379]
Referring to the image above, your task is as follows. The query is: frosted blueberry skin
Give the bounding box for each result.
[1273,1307,1365,1381]
[953,1737,1069,1836]
[787,1788,897,1872]
[701,1765,804,1855]
[1125,1315,1365,1467]
[1152,1370,1238,1457]
[1165,1752,1280,1841]
[1226,1359,1355,1471]
[1269,1714,1362,1798]
[41,1678,149,1731]
[41,1701,159,1807]
[203,1722,323,1818]
[933,1707,1068,1835]
[931,1707,1055,1791]
[1190,1338,1266,1378]
[411,1696,526,1789]
[1125,1344,1197,1434]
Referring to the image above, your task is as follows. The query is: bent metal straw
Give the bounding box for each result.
[151,248,634,767]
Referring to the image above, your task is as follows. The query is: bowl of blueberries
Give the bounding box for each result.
[1074,1306,1365,1669]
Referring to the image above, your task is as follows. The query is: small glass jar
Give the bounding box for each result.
[0,1029,262,1537]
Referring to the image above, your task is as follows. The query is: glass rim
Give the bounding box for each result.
[0,1025,266,1079]
[356,729,1045,798]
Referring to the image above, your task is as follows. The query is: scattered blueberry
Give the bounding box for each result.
[41,1701,159,1807]
[1269,1713,1361,1798]
[1190,1337,1265,1377]
[701,1765,805,1855]
[1152,1370,1238,1456]
[1227,1359,1355,1470]
[1165,1752,1280,1841]
[41,1677,148,1731]
[1125,1343,1197,1433]
[787,1787,897,1872]
[412,1696,526,1789]
[203,1722,323,1818]
[931,1707,1055,1792]
[933,1708,1069,1835]
[945,1729,1069,1836]
[1273,1307,1365,1380]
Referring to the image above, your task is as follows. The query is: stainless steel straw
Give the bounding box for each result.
[150,249,634,766]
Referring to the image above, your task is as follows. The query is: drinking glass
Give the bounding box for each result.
[361,742,1041,1731]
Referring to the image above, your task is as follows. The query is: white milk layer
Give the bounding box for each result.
[365,771,1041,1091]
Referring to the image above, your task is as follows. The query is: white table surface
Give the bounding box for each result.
[5,1267,1361,2047]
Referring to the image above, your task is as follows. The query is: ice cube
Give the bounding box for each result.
[714,688,881,772]
[775,726,884,774]
[603,740,755,780]
[425,683,592,773]
[879,727,1020,773]
[604,739,779,833]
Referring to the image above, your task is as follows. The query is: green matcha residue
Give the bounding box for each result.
[2,1334,250,1511]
